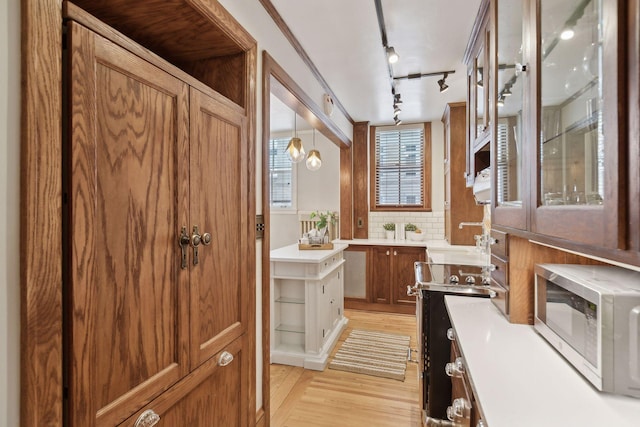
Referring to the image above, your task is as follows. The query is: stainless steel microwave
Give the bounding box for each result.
[534,264,640,398]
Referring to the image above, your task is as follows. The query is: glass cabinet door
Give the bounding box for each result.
[493,0,526,229]
[534,0,623,248]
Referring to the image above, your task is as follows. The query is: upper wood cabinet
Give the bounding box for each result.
[65,19,252,427]
[443,103,484,245]
[530,0,625,248]
[464,0,492,187]
[491,0,528,230]
[470,0,633,252]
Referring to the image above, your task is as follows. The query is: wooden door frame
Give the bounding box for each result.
[20,1,256,425]
[260,51,351,425]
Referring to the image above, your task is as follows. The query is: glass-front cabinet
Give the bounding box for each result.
[485,0,626,248]
[493,0,526,229]
[465,0,492,187]
[532,0,623,248]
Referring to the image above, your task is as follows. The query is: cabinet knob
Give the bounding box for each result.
[393,250,397,256]
[134,410,160,427]
[446,328,455,341]
[386,250,390,256]
[201,232,212,246]
[218,351,234,367]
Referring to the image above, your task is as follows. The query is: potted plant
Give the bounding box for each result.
[405,223,418,240]
[383,223,395,240]
[310,210,338,242]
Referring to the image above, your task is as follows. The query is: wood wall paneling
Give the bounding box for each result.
[21,0,64,425]
[353,122,369,238]
[340,145,353,239]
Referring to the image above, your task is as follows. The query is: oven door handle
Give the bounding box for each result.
[407,284,419,297]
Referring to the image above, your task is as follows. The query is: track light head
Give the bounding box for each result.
[394,117,402,126]
[393,93,403,105]
[393,105,401,117]
[497,96,505,107]
[386,46,399,64]
[438,73,449,93]
[503,85,512,97]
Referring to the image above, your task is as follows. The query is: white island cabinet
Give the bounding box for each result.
[270,243,349,370]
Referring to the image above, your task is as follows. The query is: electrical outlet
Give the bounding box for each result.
[357,217,363,228]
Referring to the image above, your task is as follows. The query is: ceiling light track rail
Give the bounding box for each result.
[393,70,456,81]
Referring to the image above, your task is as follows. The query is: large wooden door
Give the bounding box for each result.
[65,22,190,426]
[188,88,249,368]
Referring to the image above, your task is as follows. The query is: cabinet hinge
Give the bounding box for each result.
[256,214,265,239]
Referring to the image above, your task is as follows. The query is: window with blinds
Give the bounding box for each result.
[269,138,294,208]
[372,125,429,210]
[496,122,509,204]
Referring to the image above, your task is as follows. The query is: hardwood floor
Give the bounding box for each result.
[270,310,421,427]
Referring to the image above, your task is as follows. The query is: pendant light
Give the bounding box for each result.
[306,129,322,171]
[286,113,305,163]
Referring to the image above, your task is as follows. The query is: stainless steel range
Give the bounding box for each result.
[408,262,495,427]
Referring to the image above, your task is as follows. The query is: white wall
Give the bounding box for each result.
[1,0,21,424]
[215,0,354,413]
[270,130,341,250]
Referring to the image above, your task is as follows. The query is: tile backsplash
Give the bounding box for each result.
[369,211,444,240]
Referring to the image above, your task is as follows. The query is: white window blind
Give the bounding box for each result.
[269,138,293,208]
[496,122,509,204]
[374,127,424,207]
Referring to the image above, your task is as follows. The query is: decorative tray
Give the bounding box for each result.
[298,243,334,250]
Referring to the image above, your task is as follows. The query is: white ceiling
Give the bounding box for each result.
[270,0,482,127]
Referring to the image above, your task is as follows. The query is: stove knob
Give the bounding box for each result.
[455,357,465,374]
[477,420,486,427]
[446,328,455,341]
[449,275,459,284]
[465,276,476,285]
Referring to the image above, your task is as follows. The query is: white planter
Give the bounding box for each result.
[385,230,395,240]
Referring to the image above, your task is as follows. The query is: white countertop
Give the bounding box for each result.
[270,242,348,263]
[445,296,640,427]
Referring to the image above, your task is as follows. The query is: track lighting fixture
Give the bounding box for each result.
[286,113,305,163]
[386,46,399,64]
[305,129,322,171]
[437,73,449,93]
[394,117,402,126]
[502,84,512,97]
[393,105,401,117]
[394,93,403,105]
[560,28,575,40]
[497,96,505,107]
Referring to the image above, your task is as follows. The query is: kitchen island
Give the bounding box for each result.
[270,243,348,370]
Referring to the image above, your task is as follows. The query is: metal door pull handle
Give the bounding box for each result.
[134,409,160,427]
[218,351,234,367]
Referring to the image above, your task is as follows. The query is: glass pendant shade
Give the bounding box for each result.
[286,137,305,163]
[306,149,322,171]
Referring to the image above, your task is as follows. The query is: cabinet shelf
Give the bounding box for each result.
[275,296,305,305]
[275,323,305,334]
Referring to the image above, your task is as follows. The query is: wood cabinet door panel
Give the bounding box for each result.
[371,247,391,303]
[392,247,425,306]
[66,22,190,427]
[189,88,248,368]
[120,337,246,427]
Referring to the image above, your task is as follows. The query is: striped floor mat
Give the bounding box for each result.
[328,329,410,381]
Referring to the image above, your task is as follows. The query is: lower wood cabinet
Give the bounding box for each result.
[345,245,426,315]
[120,336,248,426]
[450,338,483,427]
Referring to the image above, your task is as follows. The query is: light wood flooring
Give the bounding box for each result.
[269,310,421,427]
